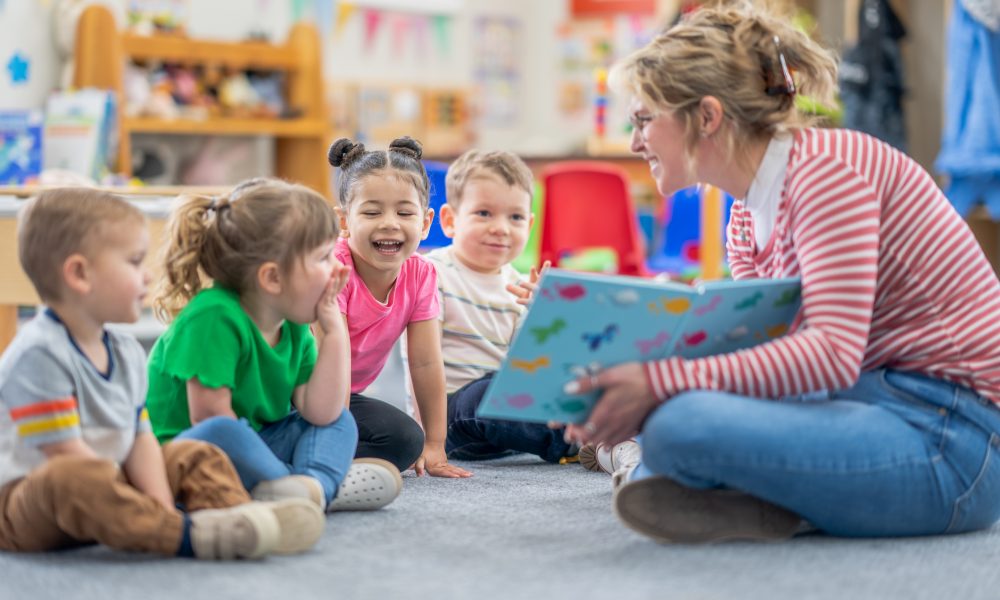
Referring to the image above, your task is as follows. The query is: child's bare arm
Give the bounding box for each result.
[123,431,176,512]
[296,264,352,424]
[186,379,237,423]
[407,319,472,478]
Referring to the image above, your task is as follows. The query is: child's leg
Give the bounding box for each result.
[162,439,253,511]
[350,394,424,471]
[447,374,573,463]
[0,456,183,555]
[176,416,291,492]
[633,369,1000,537]
[257,410,358,504]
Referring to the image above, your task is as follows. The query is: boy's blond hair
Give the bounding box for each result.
[18,188,145,303]
[445,150,534,208]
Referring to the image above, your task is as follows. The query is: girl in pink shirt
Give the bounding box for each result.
[327,136,472,479]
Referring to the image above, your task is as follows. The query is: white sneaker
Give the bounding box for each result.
[326,458,402,512]
[257,498,326,555]
[189,503,280,560]
[252,475,325,511]
[579,439,641,474]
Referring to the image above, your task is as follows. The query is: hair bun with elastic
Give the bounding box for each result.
[388,136,423,160]
[328,138,365,167]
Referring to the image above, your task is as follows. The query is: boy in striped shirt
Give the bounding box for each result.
[0,189,322,559]
[426,150,576,464]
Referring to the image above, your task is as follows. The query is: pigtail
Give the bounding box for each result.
[153,193,222,322]
[388,136,423,161]
[328,138,366,168]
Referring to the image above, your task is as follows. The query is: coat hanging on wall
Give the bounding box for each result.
[935,0,1000,218]
[838,0,908,152]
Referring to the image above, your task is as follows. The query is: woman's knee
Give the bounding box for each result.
[641,391,733,470]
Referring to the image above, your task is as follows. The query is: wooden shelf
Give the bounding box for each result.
[122,34,299,70]
[124,117,327,137]
[74,5,331,198]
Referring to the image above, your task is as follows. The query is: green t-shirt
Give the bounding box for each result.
[146,286,317,443]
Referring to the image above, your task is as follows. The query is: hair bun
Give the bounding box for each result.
[388,136,423,160]
[328,138,365,168]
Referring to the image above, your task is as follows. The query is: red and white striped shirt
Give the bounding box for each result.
[645,128,1000,405]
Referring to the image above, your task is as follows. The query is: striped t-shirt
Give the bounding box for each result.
[426,246,526,393]
[645,128,1000,405]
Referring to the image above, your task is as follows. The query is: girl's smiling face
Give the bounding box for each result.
[340,173,432,277]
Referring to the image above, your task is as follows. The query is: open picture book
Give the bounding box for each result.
[477,269,802,424]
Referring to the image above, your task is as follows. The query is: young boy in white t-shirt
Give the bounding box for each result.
[425,150,575,463]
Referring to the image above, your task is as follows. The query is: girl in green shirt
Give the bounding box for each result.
[146,178,401,512]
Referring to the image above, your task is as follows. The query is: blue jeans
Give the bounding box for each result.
[447,373,572,463]
[634,369,1000,537]
[177,410,358,504]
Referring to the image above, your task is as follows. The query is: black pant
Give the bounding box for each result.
[350,394,424,471]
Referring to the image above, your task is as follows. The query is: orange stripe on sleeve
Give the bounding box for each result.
[9,397,78,421]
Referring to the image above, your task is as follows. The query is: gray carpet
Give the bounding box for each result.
[3,455,1000,600]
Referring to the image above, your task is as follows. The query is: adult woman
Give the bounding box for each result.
[568,3,1000,543]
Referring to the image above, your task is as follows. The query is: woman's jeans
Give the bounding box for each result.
[634,369,1000,537]
[177,410,358,504]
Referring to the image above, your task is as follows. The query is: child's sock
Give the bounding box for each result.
[176,515,195,557]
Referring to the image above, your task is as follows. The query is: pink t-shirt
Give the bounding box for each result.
[335,238,440,393]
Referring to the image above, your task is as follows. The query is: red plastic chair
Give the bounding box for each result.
[539,161,649,277]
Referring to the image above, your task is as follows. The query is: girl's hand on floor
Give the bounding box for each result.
[562,362,659,447]
[316,262,351,334]
[506,261,551,306]
[415,444,473,478]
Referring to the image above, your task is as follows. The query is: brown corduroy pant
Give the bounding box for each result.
[0,439,250,556]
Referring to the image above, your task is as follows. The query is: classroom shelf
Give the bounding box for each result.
[73,5,331,197]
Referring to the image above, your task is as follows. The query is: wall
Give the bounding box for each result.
[0,0,60,110]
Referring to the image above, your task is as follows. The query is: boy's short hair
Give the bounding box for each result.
[18,188,145,302]
[445,150,534,208]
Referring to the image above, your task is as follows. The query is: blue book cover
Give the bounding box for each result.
[477,270,802,424]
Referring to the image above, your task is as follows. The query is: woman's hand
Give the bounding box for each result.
[316,262,351,335]
[506,261,551,306]
[414,442,473,478]
[562,362,660,447]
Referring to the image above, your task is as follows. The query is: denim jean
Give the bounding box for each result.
[446,372,572,463]
[177,410,358,504]
[633,369,1000,537]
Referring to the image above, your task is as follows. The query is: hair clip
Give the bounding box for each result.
[764,35,796,97]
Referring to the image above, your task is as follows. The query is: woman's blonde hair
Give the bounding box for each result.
[154,178,338,322]
[610,0,838,170]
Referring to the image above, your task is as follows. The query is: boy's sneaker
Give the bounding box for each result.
[578,439,641,474]
[326,458,403,512]
[252,475,325,511]
[258,498,326,555]
[612,476,802,544]
[189,502,280,560]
